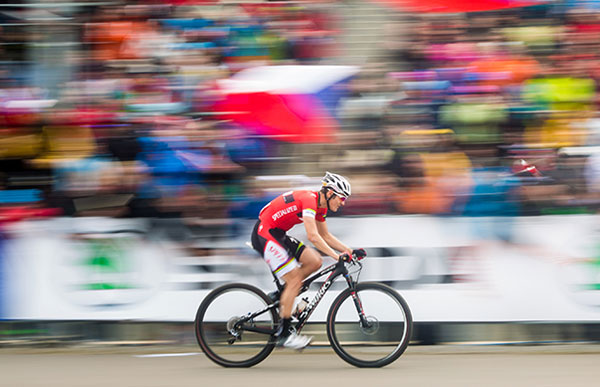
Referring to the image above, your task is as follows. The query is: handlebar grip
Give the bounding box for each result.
[340,250,367,263]
[352,248,367,260]
[339,253,351,262]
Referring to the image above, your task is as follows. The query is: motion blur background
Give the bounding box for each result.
[2,0,600,346]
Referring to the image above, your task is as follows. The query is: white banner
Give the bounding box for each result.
[3,215,600,322]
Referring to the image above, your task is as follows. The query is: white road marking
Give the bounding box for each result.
[134,352,201,358]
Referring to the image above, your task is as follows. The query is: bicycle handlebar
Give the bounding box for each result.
[340,249,367,264]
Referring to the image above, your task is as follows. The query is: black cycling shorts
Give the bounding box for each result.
[251,220,306,278]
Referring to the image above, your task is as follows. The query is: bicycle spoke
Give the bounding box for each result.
[328,283,412,367]
[196,284,278,367]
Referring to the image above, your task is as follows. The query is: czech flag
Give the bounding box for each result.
[212,65,359,143]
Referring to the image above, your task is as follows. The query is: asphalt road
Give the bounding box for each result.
[1,344,598,387]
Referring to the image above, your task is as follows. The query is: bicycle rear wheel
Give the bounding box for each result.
[327,282,412,368]
[195,283,279,367]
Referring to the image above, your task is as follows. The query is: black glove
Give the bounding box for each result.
[339,252,351,262]
[352,248,367,258]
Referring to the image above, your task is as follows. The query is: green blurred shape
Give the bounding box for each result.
[0,329,47,336]
[81,283,135,291]
[439,102,507,144]
[522,78,596,104]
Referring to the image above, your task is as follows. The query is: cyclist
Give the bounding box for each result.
[250,172,355,350]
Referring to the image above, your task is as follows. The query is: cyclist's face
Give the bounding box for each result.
[330,192,346,212]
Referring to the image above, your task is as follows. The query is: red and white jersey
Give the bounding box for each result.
[259,190,327,231]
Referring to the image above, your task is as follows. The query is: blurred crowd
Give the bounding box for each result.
[0,0,341,227]
[2,0,600,231]
[344,1,600,217]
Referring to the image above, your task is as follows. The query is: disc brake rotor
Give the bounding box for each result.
[360,316,379,335]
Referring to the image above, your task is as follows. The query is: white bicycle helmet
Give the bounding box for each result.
[322,171,351,198]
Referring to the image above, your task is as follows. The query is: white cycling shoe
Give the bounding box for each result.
[280,332,313,350]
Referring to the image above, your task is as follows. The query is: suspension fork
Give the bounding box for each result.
[344,274,371,327]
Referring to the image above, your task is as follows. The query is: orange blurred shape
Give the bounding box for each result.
[393,181,454,214]
[85,21,154,60]
[470,57,541,85]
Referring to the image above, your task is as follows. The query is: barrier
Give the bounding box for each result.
[2,215,600,322]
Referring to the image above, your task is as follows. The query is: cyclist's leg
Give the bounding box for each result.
[253,225,312,347]
[278,248,321,320]
[297,246,323,280]
[256,226,300,319]
[279,268,303,319]
[265,249,310,346]
[278,267,312,349]
[274,235,321,316]
[276,247,321,317]
[278,242,320,348]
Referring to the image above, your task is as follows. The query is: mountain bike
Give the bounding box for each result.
[194,250,413,368]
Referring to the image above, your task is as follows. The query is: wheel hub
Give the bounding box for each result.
[227,316,242,337]
[360,316,379,335]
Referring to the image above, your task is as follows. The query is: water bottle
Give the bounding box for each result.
[292,297,309,318]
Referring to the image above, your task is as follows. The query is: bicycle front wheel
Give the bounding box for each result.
[327,282,412,368]
[195,283,279,367]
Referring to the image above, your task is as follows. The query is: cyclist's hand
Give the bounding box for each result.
[338,252,351,262]
[352,248,367,259]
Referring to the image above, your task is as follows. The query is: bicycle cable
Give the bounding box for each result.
[348,259,362,283]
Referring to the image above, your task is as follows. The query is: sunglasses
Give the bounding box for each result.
[335,193,347,202]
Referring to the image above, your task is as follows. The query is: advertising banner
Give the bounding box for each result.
[3,215,600,322]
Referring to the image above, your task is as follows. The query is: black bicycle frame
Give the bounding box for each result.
[293,259,349,332]
[236,258,367,336]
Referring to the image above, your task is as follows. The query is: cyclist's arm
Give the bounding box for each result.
[316,220,351,256]
[303,216,339,260]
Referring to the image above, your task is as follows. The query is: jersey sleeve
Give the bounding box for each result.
[300,192,317,218]
[316,208,327,222]
[298,191,320,220]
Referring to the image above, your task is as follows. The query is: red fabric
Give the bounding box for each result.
[154,0,217,5]
[376,0,546,13]
[47,108,119,125]
[259,190,326,231]
[573,24,600,33]
[213,91,338,143]
[0,207,61,226]
[0,111,39,126]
